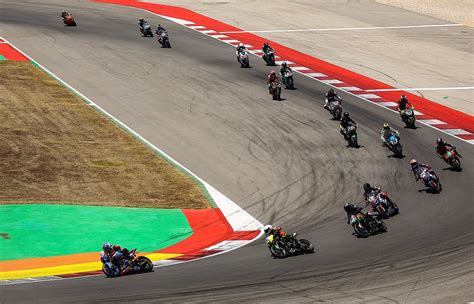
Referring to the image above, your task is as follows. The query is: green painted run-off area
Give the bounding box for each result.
[0,204,192,261]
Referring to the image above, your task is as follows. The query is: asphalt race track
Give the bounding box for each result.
[1,1,473,302]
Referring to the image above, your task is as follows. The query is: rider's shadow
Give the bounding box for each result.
[418,188,441,194]
[442,166,462,172]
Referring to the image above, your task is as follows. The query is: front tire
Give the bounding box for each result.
[354,224,370,238]
[136,256,153,272]
[298,239,314,253]
[270,244,288,258]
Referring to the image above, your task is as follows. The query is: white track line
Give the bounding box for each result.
[367,86,474,92]
[221,23,463,34]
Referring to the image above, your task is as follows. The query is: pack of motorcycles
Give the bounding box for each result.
[63,16,464,269]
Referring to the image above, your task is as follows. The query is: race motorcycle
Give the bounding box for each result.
[400,106,416,128]
[327,98,342,120]
[386,133,403,157]
[281,70,294,89]
[63,14,77,26]
[342,124,358,147]
[158,31,171,48]
[266,233,314,259]
[440,147,462,170]
[237,49,250,68]
[269,81,282,100]
[140,23,153,37]
[101,249,153,277]
[367,192,399,219]
[262,49,275,66]
[418,169,442,193]
[350,212,387,238]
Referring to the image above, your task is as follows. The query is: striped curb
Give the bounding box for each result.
[0,38,263,285]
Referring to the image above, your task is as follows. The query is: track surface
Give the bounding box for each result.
[1,1,473,302]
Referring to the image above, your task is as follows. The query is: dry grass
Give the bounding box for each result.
[0,61,211,209]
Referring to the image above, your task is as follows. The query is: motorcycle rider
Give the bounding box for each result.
[267,70,280,93]
[410,159,436,183]
[380,123,399,146]
[264,225,287,239]
[344,203,375,226]
[324,89,342,111]
[100,243,133,273]
[362,183,381,203]
[279,62,293,87]
[435,137,460,159]
[339,112,357,139]
[138,17,146,29]
[61,11,71,20]
[262,42,275,65]
[236,42,247,62]
[155,24,166,35]
[398,95,413,119]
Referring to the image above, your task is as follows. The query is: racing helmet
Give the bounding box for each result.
[400,95,407,101]
[383,122,390,129]
[139,17,144,21]
[344,203,356,213]
[238,43,244,48]
[102,242,111,253]
[281,61,287,67]
[328,89,334,94]
[343,112,349,118]
[436,137,444,145]
[263,225,273,234]
[410,159,418,167]
[270,70,276,75]
[363,183,371,192]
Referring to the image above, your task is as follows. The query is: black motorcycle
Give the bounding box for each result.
[267,233,314,258]
[158,31,171,48]
[350,212,387,238]
[262,49,275,66]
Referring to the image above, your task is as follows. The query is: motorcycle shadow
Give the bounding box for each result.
[418,188,442,194]
[442,167,462,172]
[352,230,387,238]
[388,154,405,159]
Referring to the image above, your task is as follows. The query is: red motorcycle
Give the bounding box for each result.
[63,14,77,26]
[441,147,461,170]
[367,192,399,219]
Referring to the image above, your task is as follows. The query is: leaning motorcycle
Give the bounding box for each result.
[401,107,416,128]
[101,249,153,277]
[343,124,358,147]
[267,233,314,259]
[350,213,387,238]
[419,169,442,193]
[368,192,399,219]
[281,70,294,89]
[158,31,171,48]
[270,81,282,100]
[262,49,275,66]
[141,23,153,37]
[63,15,77,26]
[328,99,342,120]
[238,49,250,68]
[386,133,403,157]
[442,148,462,170]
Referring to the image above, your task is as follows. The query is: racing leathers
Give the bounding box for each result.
[436,142,458,159]
[340,116,356,138]
[324,91,342,110]
[381,127,399,145]
[267,72,280,93]
[100,245,132,272]
[411,163,435,183]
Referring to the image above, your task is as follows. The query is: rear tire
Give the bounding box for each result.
[450,158,461,170]
[102,263,120,278]
[270,245,288,258]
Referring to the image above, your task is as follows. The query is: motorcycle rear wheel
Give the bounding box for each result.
[270,245,288,259]
[102,263,120,278]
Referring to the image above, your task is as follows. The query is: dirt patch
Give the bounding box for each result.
[0,61,211,209]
